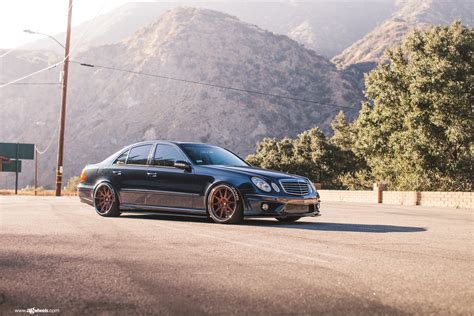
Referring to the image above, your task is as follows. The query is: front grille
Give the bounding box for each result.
[280,179,310,196]
[285,204,310,213]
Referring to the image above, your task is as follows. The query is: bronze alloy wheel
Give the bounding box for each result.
[94,183,119,216]
[208,184,242,223]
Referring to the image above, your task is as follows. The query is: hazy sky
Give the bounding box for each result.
[0,0,151,49]
[0,0,375,49]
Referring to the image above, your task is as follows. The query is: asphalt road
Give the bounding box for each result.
[0,196,472,315]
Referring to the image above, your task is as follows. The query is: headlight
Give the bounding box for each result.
[271,182,280,192]
[251,177,272,192]
[308,180,317,193]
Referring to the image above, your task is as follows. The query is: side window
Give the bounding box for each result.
[114,150,129,165]
[127,145,152,165]
[153,144,185,167]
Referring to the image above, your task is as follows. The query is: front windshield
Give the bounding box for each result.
[179,144,249,167]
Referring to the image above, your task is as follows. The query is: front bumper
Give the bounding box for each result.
[243,193,320,218]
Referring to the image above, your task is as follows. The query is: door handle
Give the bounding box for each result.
[147,171,158,178]
[113,170,123,176]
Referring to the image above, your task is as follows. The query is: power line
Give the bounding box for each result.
[0,82,60,85]
[0,64,59,88]
[0,0,76,60]
[36,123,59,155]
[0,0,111,89]
[0,0,74,89]
[71,61,355,110]
[0,47,17,58]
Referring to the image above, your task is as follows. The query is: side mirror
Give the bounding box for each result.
[174,160,191,171]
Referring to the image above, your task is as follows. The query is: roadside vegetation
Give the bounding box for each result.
[0,189,77,196]
[248,22,473,191]
[0,177,81,196]
[65,176,81,193]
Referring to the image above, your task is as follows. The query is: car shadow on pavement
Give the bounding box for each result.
[244,220,427,233]
[119,214,426,233]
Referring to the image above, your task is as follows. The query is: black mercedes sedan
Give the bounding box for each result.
[78,141,320,224]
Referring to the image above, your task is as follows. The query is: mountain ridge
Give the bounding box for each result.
[332,0,473,67]
[1,7,363,188]
[3,2,471,189]
[21,0,396,59]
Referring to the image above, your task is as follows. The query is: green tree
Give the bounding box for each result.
[330,111,373,189]
[352,22,473,191]
[247,127,356,188]
[292,127,335,183]
[248,22,472,191]
[330,111,353,151]
[246,137,296,172]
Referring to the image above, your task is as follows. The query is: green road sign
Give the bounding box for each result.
[0,159,21,172]
[0,143,35,160]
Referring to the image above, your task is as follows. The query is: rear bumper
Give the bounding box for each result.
[77,183,94,206]
[243,193,320,218]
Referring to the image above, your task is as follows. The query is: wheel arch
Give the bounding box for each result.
[93,179,121,205]
[204,181,242,215]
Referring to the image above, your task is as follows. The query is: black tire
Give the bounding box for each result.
[93,182,121,217]
[276,217,302,223]
[207,184,243,224]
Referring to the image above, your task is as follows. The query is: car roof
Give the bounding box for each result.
[127,140,211,148]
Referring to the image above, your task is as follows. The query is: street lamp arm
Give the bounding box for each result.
[23,29,65,49]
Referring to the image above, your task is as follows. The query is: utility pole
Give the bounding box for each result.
[34,147,38,196]
[55,0,73,196]
[15,143,19,195]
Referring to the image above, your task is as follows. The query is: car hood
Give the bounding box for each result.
[200,165,308,181]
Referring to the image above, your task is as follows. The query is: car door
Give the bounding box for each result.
[145,144,201,210]
[114,144,153,206]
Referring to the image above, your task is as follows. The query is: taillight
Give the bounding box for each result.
[80,169,86,183]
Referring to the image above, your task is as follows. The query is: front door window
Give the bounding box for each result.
[153,144,186,167]
[147,144,194,208]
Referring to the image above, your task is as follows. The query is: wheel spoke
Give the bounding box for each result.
[94,185,115,214]
[210,186,238,220]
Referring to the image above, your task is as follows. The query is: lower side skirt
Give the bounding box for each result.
[119,211,319,219]
[120,204,207,216]
[122,210,208,219]
[246,212,320,218]
[120,209,319,219]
